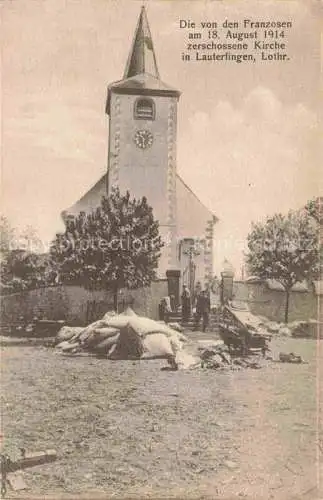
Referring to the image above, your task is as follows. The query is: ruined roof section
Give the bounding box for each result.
[124,6,159,79]
[106,7,180,114]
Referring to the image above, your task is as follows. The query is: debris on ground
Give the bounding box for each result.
[288,320,320,338]
[54,308,275,371]
[252,318,321,339]
[1,449,57,496]
[198,342,265,371]
[55,308,188,369]
[54,307,313,371]
[279,352,304,364]
[218,303,272,355]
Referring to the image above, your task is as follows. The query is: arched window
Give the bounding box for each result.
[134,98,155,120]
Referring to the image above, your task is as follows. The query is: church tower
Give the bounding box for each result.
[106,7,180,277]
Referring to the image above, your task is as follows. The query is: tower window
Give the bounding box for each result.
[134,98,155,120]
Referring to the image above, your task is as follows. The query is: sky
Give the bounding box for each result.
[1,0,322,277]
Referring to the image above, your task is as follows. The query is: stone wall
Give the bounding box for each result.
[1,280,168,327]
[233,281,320,323]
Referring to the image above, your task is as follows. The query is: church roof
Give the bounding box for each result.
[64,173,218,226]
[176,175,218,223]
[124,6,159,79]
[63,175,108,219]
[106,7,180,114]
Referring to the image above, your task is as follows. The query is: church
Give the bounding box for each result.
[64,6,217,294]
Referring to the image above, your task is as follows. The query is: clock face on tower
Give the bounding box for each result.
[134,129,153,149]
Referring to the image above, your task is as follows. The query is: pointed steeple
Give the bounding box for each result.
[106,6,180,115]
[124,6,160,79]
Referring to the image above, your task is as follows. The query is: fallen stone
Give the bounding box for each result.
[7,472,27,491]
[279,352,303,363]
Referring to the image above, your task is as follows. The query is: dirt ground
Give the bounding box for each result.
[1,334,322,500]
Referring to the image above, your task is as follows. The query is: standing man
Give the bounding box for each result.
[181,285,191,323]
[193,281,202,309]
[195,290,211,332]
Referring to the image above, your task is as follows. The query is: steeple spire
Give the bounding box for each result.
[124,6,160,79]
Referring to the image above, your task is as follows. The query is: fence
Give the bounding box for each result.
[0,280,168,327]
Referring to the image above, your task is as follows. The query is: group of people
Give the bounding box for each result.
[158,283,212,332]
[181,284,211,332]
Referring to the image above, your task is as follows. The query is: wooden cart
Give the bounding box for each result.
[218,303,271,356]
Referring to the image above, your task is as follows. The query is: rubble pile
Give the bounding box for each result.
[279,352,304,363]
[260,318,320,339]
[262,320,293,337]
[55,308,188,368]
[288,320,320,338]
[199,342,264,371]
[53,305,311,371]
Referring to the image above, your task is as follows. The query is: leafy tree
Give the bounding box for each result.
[0,216,16,258]
[19,225,44,254]
[0,218,56,294]
[50,188,164,311]
[1,217,19,292]
[304,197,323,224]
[304,197,323,278]
[1,249,55,293]
[246,210,320,323]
